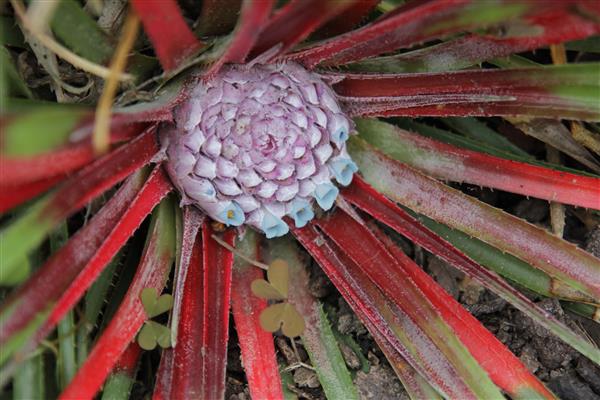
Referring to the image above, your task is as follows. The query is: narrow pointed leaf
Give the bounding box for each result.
[508,118,600,173]
[2,167,171,371]
[348,138,600,300]
[101,343,142,400]
[0,128,160,276]
[0,170,146,349]
[200,223,235,399]
[1,123,145,187]
[355,118,600,209]
[266,237,359,400]
[348,11,600,73]
[314,0,379,38]
[49,0,113,64]
[1,108,88,156]
[0,175,64,215]
[131,0,202,71]
[206,0,274,76]
[232,230,284,400]
[315,211,555,399]
[170,206,204,346]
[59,196,176,399]
[355,195,600,365]
[411,211,594,304]
[153,210,204,399]
[251,0,354,59]
[293,225,488,399]
[44,167,172,339]
[442,117,531,158]
[334,64,600,121]
[293,0,581,67]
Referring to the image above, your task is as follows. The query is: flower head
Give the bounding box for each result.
[161,62,355,236]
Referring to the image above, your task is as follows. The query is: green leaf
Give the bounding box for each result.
[251,279,286,301]
[1,46,33,100]
[0,197,55,284]
[101,371,136,400]
[0,254,31,286]
[13,351,45,400]
[137,322,157,351]
[140,288,173,319]
[50,0,113,64]
[389,118,598,177]
[0,16,25,47]
[259,303,287,333]
[566,36,600,53]
[266,237,359,400]
[442,117,532,158]
[2,108,86,156]
[280,303,305,339]
[267,259,289,298]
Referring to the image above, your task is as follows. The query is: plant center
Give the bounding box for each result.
[161,62,357,238]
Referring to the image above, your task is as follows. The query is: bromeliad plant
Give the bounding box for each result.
[2,0,600,398]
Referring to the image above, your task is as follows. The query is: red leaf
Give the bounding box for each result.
[170,206,205,347]
[59,197,176,400]
[250,0,353,60]
[0,176,65,214]
[44,167,172,334]
[314,0,379,38]
[0,172,144,345]
[231,233,283,399]
[113,342,142,376]
[0,123,145,187]
[154,211,204,399]
[292,224,479,399]
[292,0,588,67]
[313,211,554,398]
[360,125,600,209]
[350,141,600,299]
[344,177,600,363]
[291,0,472,67]
[349,11,600,73]
[45,127,160,221]
[131,0,203,71]
[332,66,600,120]
[200,223,235,399]
[154,219,237,399]
[206,0,274,77]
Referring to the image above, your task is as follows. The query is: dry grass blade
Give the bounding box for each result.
[9,0,133,81]
[93,11,139,154]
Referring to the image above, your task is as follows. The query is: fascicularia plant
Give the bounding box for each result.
[1,0,600,399]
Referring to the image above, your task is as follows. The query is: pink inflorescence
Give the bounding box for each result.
[161,62,357,238]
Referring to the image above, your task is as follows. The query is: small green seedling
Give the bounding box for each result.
[137,287,174,351]
[251,259,305,338]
